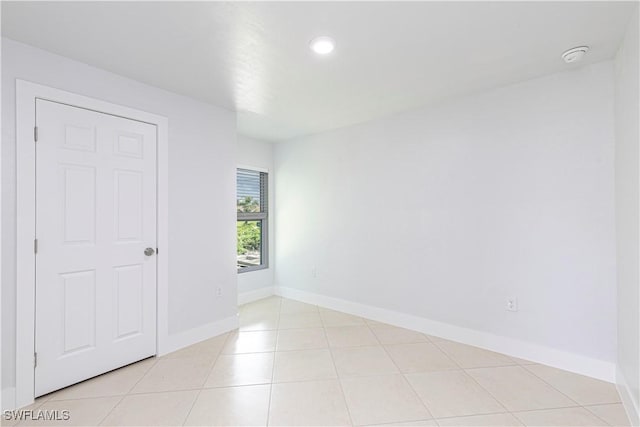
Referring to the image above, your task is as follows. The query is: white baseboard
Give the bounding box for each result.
[1,387,16,411]
[274,286,616,383]
[617,366,640,426]
[238,287,275,305]
[157,315,238,356]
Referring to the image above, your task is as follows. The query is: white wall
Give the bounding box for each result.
[1,39,238,393]
[237,135,275,299]
[275,61,617,376]
[614,7,640,423]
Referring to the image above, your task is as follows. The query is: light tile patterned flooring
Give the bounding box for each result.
[6,296,630,426]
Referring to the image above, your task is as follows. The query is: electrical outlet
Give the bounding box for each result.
[506,297,518,312]
[216,287,222,297]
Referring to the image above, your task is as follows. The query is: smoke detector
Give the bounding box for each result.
[562,46,589,64]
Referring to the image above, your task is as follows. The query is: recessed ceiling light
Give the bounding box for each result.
[310,36,335,55]
[562,46,589,64]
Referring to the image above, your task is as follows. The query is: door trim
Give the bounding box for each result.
[15,80,170,409]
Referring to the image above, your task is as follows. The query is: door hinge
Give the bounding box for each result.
[156,248,159,255]
[34,239,38,254]
[34,352,37,368]
[34,126,38,142]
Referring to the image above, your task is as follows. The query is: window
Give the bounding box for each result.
[237,168,268,272]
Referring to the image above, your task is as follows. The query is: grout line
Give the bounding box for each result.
[322,320,355,426]
[265,302,281,427]
[366,320,437,422]
[180,389,202,427]
[581,403,622,426]
[95,355,162,426]
[510,410,528,426]
[434,350,512,415]
[96,394,127,426]
[265,353,276,427]
[360,419,437,427]
[509,401,622,426]
[181,329,234,426]
[366,319,533,422]
[509,404,609,427]
[274,298,355,425]
[518,364,584,408]
[420,340,592,419]
[433,409,521,420]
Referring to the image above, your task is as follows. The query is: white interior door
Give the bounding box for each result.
[35,99,157,397]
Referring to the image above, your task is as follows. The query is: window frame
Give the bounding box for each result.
[237,167,268,273]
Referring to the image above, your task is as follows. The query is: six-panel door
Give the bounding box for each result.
[35,99,157,397]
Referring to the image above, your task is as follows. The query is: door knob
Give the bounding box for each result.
[144,247,155,256]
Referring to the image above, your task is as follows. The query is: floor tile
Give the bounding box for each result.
[405,370,504,418]
[17,397,120,426]
[434,340,517,368]
[280,299,319,314]
[466,366,577,412]
[436,413,524,426]
[509,356,538,365]
[424,335,447,342]
[240,296,281,315]
[204,352,274,387]
[32,395,53,407]
[273,349,337,382]
[326,325,379,348]
[4,398,52,427]
[16,297,623,427]
[320,309,366,327]
[340,374,431,426]
[162,333,228,360]
[221,330,277,354]
[363,318,387,326]
[239,312,279,331]
[332,346,399,377]
[130,357,213,393]
[367,421,437,427]
[369,325,429,345]
[100,390,198,426]
[278,311,323,329]
[184,385,270,426]
[276,328,328,351]
[48,358,156,401]
[584,403,631,426]
[513,407,608,426]
[14,395,50,411]
[384,343,457,373]
[1,415,19,427]
[525,364,621,406]
[269,380,351,426]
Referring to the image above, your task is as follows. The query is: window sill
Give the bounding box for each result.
[237,265,268,274]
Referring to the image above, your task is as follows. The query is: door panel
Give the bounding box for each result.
[35,99,157,397]
[114,264,143,340]
[60,270,96,354]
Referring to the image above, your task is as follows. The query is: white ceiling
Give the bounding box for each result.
[2,1,635,142]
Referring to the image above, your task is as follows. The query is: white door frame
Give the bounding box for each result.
[15,80,170,409]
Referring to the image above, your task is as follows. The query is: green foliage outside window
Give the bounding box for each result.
[237,221,261,255]
[237,196,259,213]
[237,197,261,255]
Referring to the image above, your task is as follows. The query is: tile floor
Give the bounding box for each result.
[5,296,630,426]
